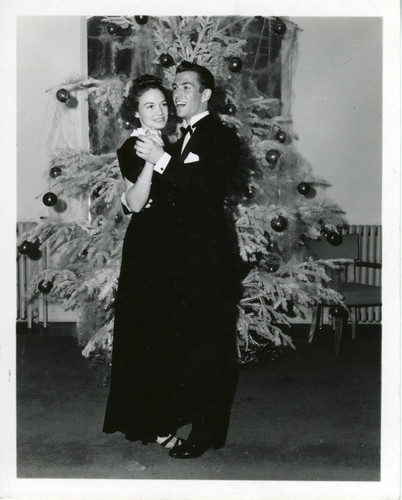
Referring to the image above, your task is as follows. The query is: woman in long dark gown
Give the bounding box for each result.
[103,75,183,449]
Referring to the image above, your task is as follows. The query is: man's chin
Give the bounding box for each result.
[176,109,187,118]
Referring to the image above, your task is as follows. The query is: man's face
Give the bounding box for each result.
[172,71,209,122]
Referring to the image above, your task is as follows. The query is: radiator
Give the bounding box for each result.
[342,224,382,323]
[16,222,49,328]
[17,222,382,326]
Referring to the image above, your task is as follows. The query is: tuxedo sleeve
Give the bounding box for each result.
[154,126,240,205]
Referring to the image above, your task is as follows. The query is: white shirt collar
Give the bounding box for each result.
[185,111,209,128]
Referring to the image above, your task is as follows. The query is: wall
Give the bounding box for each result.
[17,16,88,321]
[291,17,382,225]
[17,16,88,222]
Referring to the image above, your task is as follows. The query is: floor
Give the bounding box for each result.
[16,323,381,481]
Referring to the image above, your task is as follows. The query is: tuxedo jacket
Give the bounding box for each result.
[154,114,242,303]
[157,114,240,234]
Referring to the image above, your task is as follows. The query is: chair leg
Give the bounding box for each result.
[308,305,321,343]
[333,317,343,356]
[350,307,357,340]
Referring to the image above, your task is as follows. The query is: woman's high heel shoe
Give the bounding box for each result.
[157,434,185,449]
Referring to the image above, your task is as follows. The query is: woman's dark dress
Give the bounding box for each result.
[103,119,243,447]
[103,136,181,443]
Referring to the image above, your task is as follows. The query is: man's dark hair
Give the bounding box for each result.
[176,61,215,92]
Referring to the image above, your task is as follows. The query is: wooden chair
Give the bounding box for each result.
[305,233,382,355]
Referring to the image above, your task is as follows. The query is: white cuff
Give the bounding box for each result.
[153,152,171,174]
[121,192,132,213]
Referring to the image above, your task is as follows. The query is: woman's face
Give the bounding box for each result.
[135,88,168,130]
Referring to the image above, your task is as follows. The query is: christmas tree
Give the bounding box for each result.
[17,16,347,365]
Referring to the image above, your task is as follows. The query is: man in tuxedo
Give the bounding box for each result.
[134,61,242,459]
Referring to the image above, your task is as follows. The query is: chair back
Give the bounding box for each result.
[305,234,359,261]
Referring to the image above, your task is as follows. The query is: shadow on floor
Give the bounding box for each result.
[16,323,381,481]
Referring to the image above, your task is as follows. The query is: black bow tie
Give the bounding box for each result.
[180,125,195,137]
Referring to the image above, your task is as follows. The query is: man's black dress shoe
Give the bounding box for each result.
[168,440,223,459]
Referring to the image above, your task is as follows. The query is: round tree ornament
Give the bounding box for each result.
[228,57,243,73]
[326,231,343,246]
[297,182,311,195]
[159,53,174,68]
[265,149,280,166]
[275,130,287,143]
[42,192,58,207]
[18,240,33,255]
[274,20,287,35]
[245,185,256,199]
[270,216,287,232]
[122,120,133,130]
[49,166,62,179]
[225,103,237,115]
[38,280,53,294]
[107,23,119,35]
[56,88,70,103]
[135,16,149,25]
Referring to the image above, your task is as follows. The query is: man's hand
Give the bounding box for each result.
[134,136,164,165]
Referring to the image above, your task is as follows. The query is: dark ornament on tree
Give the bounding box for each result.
[326,231,343,246]
[265,149,280,166]
[42,192,58,207]
[228,57,243,73]
[122,120,133,130]
[273,20,287,35]
[225,103,237,115]
[115,213,123,224]
[329,306,347,318]
[103,103,113,116]
[56,88,70,103]
[106,23,119,35]
[38,280,53,294]
[18,240,33,255]
[159,53,174,68]
[267,240,277,252]
[262,254,281,273]
[275,130,287,143]
[245,185,256,199]
[49,166,62,179]
[135,16,149,25]
[297,182,311,195]
[270,216,287,232]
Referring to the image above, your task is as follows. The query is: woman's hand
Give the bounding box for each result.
[135,136,165,165]
[146,128,164,147]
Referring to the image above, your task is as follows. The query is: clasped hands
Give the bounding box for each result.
[134,131,164,165]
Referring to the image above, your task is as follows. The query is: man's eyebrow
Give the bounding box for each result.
[173,82,194,87]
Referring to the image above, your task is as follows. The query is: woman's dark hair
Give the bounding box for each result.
[176,61,215,92]
[120,74,171,128]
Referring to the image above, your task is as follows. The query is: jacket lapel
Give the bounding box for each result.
[179,115,213,162]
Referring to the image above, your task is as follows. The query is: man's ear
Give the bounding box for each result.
[201,88,212,103]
